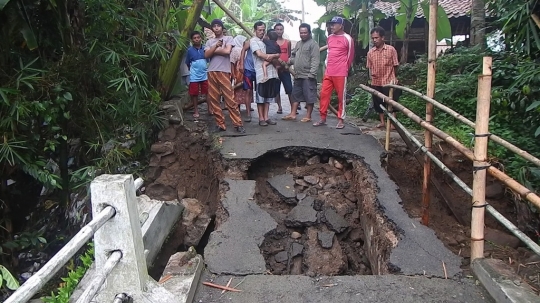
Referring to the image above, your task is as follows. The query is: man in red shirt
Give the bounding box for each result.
[366,26,400,128]
[273,23,294,114]
[314,16,355,129]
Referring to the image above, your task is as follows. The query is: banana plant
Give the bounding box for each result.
[159,0,207,99]
[392,0,451,63]
[316,0,385,49]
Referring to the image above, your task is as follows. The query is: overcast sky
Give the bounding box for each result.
[280,0,327,41]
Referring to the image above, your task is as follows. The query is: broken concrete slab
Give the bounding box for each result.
[291,243,304,257]
[323,208,349,233]
[275,251,288,263]
[318,231,335,249]
[284,205,317,228]
[472,258,539,303]
[204,179,277,275]
[160,252,204,303]
[268,174,296,203]
[297,196,315,208]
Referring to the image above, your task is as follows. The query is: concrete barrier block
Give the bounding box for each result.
[472,258,540,303]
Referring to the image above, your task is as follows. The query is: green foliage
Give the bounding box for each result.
[0,265,19,291]
[487,0,540,56]
[42,243,94,303]
[202,0,301,37]
[0,0,185,277]
[418,1,451,41]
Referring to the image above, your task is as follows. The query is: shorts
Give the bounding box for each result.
[291,78,317,104]
[243,69,256,91]
[188,80,208,96]
[256,78,280,104]
[276,71,293,94]
[372,85,402,113]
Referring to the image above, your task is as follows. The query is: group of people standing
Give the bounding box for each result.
[184,16,400,133]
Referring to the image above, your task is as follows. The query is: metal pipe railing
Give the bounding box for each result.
[381,104,540,256]
[360,84,540,211]
[5,206,116,303]
[76,250,123,303]
[385,84,540,168]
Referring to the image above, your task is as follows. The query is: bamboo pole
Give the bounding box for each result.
[382,103,540,255]
[160,0,207,100]
[360,84,540,211]
[422,0,438,226]
[212,0,253,38]
[386,84,540,168]
[470,57,493,260]
[385,88,394,152]
[5,207,116,303]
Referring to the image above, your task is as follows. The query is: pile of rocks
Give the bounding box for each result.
[261,155,371,276]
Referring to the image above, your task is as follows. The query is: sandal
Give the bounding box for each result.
[336,123,344,129]
[313,120,326,127]
[300,117,311,123]
[193,113,200,118]
[281,116,296,121]
[375,123,385,128]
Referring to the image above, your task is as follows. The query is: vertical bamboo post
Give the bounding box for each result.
[422,0,438,226]
[471,57,493,260]
[385,88,394,152]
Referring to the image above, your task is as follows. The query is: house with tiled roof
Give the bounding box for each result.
[327,0,473,62]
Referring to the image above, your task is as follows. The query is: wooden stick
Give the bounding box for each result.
[202,281,242,292]
[159,274,172,284]
[442,261,448,279]
[422,0,438,226]
[470,57,493,261]
[221,277,233,294]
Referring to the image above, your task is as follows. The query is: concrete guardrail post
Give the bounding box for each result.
[90,175,176,302]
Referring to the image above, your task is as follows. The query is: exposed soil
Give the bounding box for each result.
[247,151,375,276]
[144,120,224,280]
[384,138,540,293]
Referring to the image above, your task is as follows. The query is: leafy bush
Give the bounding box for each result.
[42,244,94,303]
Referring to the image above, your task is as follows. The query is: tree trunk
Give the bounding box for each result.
[400,25,410,64]
[159,0,206,100]
[470,0,485,48]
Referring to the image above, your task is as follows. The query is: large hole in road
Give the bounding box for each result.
[247,148,396,276]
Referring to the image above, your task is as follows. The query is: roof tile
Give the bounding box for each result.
[327,0,472,19]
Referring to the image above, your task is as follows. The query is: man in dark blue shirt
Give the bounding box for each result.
[185,31,209,118]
